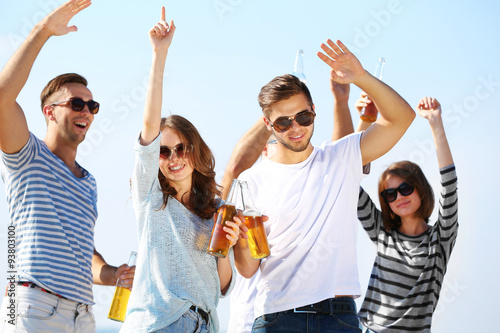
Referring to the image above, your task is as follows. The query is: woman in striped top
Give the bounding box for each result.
[355,97,458,332]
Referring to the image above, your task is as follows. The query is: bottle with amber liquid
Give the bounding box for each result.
[360,57,386,123]
[207,179,239,258]
[240,181,270,259]
[108,251,137,322]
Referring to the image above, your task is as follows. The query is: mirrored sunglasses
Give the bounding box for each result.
[269,110,316,133]
[159,143,192,160]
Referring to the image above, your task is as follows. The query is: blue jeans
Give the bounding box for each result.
[252,298,361,333]
[153,308,209,333]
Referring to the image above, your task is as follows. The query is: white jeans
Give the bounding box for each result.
[0,285,96,333]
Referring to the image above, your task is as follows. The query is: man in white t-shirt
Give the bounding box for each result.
[232,39,415,332]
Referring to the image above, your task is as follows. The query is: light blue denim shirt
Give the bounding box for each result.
[120,133,234,333]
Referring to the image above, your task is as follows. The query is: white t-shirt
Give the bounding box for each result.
[238,132,364,319]
[227,270,260,333]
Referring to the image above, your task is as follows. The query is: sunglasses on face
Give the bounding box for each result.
[380,182,415,203]
[159,143,191,160]
[50,97,100,114]
[269,109,316,133]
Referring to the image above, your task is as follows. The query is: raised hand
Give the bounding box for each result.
[149,6,176,52]
[317,39,365,84]
[416,97,442,121]
[417,96,452,167]
[39,0,91,37]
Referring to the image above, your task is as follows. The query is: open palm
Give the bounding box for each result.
[317,39,365,84]
[40,0,91,36]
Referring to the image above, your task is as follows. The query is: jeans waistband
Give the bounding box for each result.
[190,305,209,323]
[290,297,357,315]
[15,282,91,312]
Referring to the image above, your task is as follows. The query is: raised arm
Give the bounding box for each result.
[220,118,271,199]
[330,78,354,141]
[0,0,91,154]
[140,7,175,146]
[317,39,415,165]
[416,97,453,168]
[220,118,271,278]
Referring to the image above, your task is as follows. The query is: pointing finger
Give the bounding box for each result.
[161,6,166,22]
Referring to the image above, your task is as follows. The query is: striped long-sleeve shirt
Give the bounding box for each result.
[357,165,458,332]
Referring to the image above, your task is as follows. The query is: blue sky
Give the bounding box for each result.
[1,0,499,332]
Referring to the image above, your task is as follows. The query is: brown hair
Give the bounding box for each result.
[258,74,313,117]
[378,160,434,231]
[40,73,88,110]
[158,115,221,220]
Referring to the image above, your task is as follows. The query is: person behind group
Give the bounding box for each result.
[225,132,276,333]
[232,39,415,332]
[0,1,134,332]
[120,7,242,333]
[332,90,458,332]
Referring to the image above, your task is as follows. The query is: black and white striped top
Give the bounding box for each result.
[357,165,458,332]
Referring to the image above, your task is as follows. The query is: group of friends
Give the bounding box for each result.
[0,1,458,333]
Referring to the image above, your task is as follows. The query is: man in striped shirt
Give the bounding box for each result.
[0,1,134,332]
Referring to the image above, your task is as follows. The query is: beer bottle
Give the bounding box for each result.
[360,57,386,123]
[240,181,270,259]
[207,179,239,258]
[108,251,137,322]
[292,49,306,83]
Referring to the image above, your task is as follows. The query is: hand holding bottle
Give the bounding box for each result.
[359,57,385,123]
[108,251,137,322]
[239,181,270,259]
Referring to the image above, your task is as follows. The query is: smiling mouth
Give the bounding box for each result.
[290,133,304,140]
[397,201,410,208]
[74,121,87,129]
[169,165,184,172]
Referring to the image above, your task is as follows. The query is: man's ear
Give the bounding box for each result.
[43,105,56,121]
[262,115,272,131]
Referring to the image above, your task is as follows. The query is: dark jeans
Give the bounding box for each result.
[252,297,361,333]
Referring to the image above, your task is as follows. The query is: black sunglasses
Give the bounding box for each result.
[159,143,192,160]
[269,110,316,133]
[50,97,100,114]
[380,182,415,203]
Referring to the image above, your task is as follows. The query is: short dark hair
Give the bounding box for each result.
[258,74,313,117]
[378,161,435,231]
[40,73,88,110]
[158,115,221,220]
